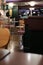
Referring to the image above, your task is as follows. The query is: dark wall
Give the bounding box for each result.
[25,16,43,30]
[18,5,43,8]
[23,17,43,54]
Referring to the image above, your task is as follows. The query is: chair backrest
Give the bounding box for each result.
[0,28,10,48]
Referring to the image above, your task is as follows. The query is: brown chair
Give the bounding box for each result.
[0,28,10,48]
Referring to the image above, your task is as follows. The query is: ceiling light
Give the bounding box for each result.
[29,1,36,6]
[25,1,36,6]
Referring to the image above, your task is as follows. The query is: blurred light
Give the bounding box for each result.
[26,11,29,14]
[10,48,14,53]
[0,10,4,15]
[9,9,12,17]
[8,3,14,8]
[25,1,36,6]
[33,12,36,13]
[27,54,31,62]
[9,45,14,53]
[29,1,36,6]
[29,8,34,10]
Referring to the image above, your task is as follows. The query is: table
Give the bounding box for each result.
[0,51,43,65]
[0,49,10,60]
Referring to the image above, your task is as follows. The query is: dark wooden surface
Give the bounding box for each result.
[0,49,10,60]
[0,51,43,65]
[25,16,43,30]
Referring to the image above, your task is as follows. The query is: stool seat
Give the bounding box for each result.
[0,28,10,48]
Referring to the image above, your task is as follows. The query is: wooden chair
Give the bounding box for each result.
[0,28,10,48]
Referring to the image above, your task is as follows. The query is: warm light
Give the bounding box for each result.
[8,3,14,8]
[29,1,36,6]
[27,54,31,62]
[25,1,36,6]
[0,10,4,15]
[29,8,34,10]
[9,9,12,17]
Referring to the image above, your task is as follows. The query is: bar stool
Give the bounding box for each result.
[0,28,10,48]
[16,26,25,50]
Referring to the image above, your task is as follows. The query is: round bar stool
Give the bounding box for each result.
[17,26,25,50]
[0,28,10,48]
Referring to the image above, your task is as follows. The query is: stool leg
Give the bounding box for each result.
[19,35,23,50]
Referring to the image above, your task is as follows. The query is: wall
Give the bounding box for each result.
[25,16,43,30]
